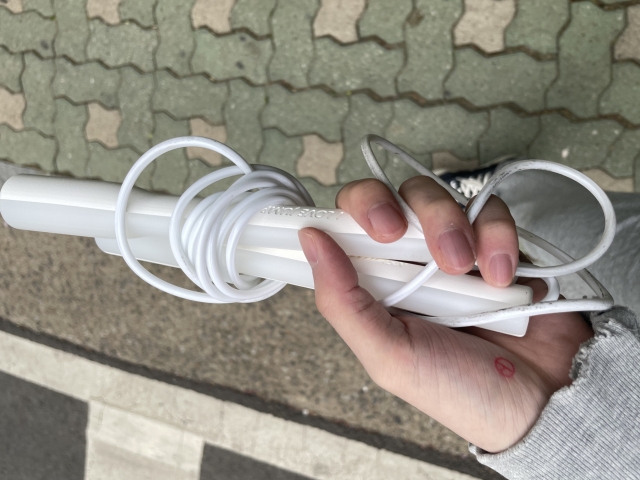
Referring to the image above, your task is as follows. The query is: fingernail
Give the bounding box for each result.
[438,228,475,270]
[299,231,318,267]
[368,202,405,238]
[489,254,513,287]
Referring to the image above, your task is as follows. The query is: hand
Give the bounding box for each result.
[297,177,594,453]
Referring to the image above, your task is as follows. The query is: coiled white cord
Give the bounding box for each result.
[115,134,616,328]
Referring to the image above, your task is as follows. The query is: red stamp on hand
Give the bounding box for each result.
[495,357,515,378]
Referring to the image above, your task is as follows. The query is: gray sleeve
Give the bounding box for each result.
[469,306,640,480]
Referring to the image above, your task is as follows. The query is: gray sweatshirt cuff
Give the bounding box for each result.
[469,306,640,480]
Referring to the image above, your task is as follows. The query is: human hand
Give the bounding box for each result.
[297,177,594,453]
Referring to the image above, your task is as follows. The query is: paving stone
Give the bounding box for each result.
[23,0,53,16]
[0,87,25,130]
[386,100,488,158]
[505,0,569,55]
[338,94,394,183]
[184,158,220,198]
[269,0,318,88]
[53,58,120,109]
[298,177,343,208]
[454,0,515,53]
[0,8,56,58]
[478,108,539,164]
[224,79,264,163]
[258,128,303,177]
[397,0,462,101]
[151,112,190,194]
[636,155,640,192]
[187,118,227,167]
[599,63,640,125]
[262,84,348,143]
[156,0,194,76]
[296,134,343,186]
[529,114,622,169]
[87,0,120,25]
[230,0,276,36]
[192,0,235,34]
[313,0,366,43]
[21,53,55,136]
[357,0,412,44]
[153,71,228,125]
[382,150,431,189]
[615,5,640,62]
[0,125,55,170]
[119,0,157,28]
[580,168,633,193]
[52,0,89,62]
[432,151,478,172]
[54,98,89,177]
[191,30,272,84]
[445,49,556,112]
[0,0,22,13]
[546,3,624,119]
[85,103,122,149]
[87,19,158,72]
[309,38,403,97]
[86,143,153,190]
[0,47,23,93]
[118,67,154,153]
[602,128,640,177]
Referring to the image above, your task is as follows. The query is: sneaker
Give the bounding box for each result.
[437,155,520,199]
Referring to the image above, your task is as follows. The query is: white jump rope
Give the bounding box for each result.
[110,134,615,329]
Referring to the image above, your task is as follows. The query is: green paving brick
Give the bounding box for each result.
[151,112,189,194]
[224,79,264,163]
[397,0,461,100]
[53,58,120,109]
[529,114,622,169]
[269,0,318,88]
[262,84,348,142]
[0,47,23,92]
[230,0,276,36]
[602,128,640,178]
[120,0,157,28]
[52,0,89,62]
[153,72,228,125]
[258,128,303,177]
[299,177,343,208]
[191,31,272,84]
[445,49,556,112]
[156,0,194,75]
[0,125,55,170]
[87,19,158,72]
[338,94,394,183]
[383,151,431,189]
[478,108,540,164]
[636,155,640,192]
[118,68,154,153]
[358,0,412,44]
[386,100,488,158]
[600,63,640,125]
[23,0,53,16]
[86,143,153,190]
[0,8,56,58]
[184,158,221,198]
[309,38,403,97]
[546,3,624,119]
[22,54,55,136]
[54,98,89,177]
[505,0,569,54]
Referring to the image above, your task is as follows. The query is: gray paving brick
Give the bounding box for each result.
[338,94,393,183]
[529,114,622,169]
[153,72,228,125]
[184,158,222,198]
[53,58,120,109]
[86,143,153,190]
[151,112,189,194]
[546,3,624,118]
[52,0,89,62]
[299,177,343,208]
[22,54,55,136]
[0,8,56,58]
[0,125,55,170]
[191,30,272,84]
[602,128,640,178]
[309,38,403,97]
[258,128,303,177]
[397,0,461,100]
[156,0,194,75]
[383,150,431,188]
[600,62,640,125]
[54,98,89,177]
[262,84,348,142]
[23,0,53,16]
[119,0,157,28]
[636,155,640,192]
[118,68,154,153]
[87,19,158,72]
[505,0,569,54]
[0,47,23,92]
[386,100,488,158]
[358,0,412,44]
[230,0,276,36]
[478,108,540,164]
[269,0,318,88]
[445,49,556,112]
[225,79,264,163]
